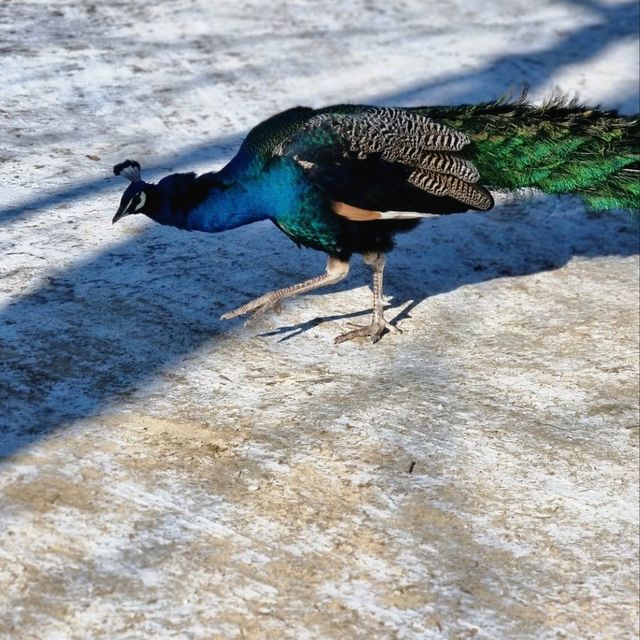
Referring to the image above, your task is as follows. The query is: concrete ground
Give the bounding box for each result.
[0,1,638,638]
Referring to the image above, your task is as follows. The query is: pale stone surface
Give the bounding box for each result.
[0,1,638,638]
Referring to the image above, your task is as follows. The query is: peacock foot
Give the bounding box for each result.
[334,317,401,345]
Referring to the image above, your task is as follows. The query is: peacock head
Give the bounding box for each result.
[112,160,155,223]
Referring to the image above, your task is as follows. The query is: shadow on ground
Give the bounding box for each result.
[1,197,637,457]
[1,0,638,457]
[377,0,639,111]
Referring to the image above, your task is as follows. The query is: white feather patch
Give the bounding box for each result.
[378,210,431,219]
[135,191,146,211]
[294,158,316,170]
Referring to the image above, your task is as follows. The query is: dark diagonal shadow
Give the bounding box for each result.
[0,134,243,226]
[0,221,252,457]
[1,201,637,461]
[5,196,635,461]
[1,0,638,459]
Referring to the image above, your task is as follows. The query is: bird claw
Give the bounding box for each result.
[220,307,243,321]
[221,298,283,323]
[345,319,401,335]
[243,304,271,326]
[334,318,401,344]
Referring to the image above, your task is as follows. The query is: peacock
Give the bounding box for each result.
[112,96,639,343]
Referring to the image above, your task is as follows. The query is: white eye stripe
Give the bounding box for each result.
[134,191,146,211]
[123,192,146,213]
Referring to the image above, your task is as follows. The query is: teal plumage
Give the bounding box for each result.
[410,96,639,211]
[112,96,639,343]
[219,107,316,182]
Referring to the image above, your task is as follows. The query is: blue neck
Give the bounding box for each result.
[184,160,308,233]
[186,184,269,232]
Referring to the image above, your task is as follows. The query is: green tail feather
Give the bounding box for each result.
[415,95,639,212]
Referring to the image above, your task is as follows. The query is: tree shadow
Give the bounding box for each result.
[0,133,243,226]
[2,196,636,458]
[374,0,639,112]
[1,0,638,458]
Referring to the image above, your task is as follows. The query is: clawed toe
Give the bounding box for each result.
[221,298,282,322]
[245,301,283,324]
[334,318,400,344]
[220,309,239,320]
[219,252,400,346]
[220,258,349,326]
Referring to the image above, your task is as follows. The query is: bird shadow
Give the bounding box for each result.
[248,199,639,341]
[257,309,371,342]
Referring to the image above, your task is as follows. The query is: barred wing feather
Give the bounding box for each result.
[277,107,494,214]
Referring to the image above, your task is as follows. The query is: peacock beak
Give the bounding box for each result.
[112,205,131,224]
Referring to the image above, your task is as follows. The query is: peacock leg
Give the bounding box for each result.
[221,256,350,322]
[334,252,400,344]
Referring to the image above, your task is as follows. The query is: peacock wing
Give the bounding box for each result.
[275,107,494,218]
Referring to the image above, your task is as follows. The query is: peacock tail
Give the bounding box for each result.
[412,95,639,212]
